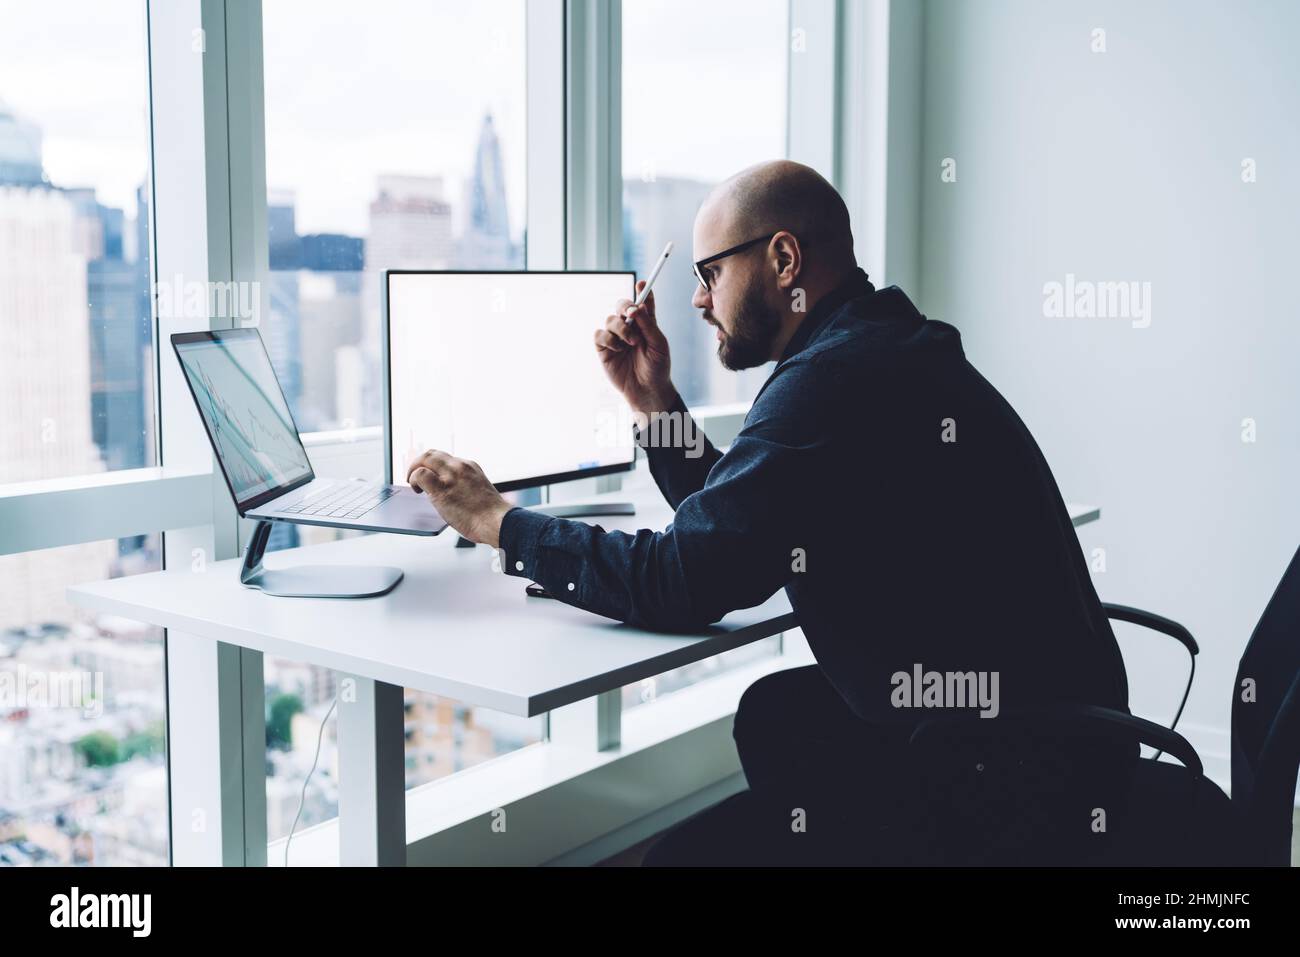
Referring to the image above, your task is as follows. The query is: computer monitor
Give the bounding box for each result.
[384,271,638,493]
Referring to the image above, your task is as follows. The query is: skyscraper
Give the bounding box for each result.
[0,135,104,485]
[264,188,367,433]
[0,102,43,187]
[0,109,117,631]
[360,175,455,423]
[367,174,454,269]
[457,112,520,268]
[266,189,304,422]
[72,185,153,474]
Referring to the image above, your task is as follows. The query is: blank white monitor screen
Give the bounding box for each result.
[386,271,637,490]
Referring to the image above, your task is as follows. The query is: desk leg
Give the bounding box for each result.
[549,689,622,751]
[337,677,406,866]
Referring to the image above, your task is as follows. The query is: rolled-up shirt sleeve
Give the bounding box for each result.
[497,358,841,632]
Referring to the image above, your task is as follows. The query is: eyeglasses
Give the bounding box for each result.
[692,233,779,292]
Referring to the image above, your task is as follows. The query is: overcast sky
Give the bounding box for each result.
[0,0,150,213]
[0,0,788,238]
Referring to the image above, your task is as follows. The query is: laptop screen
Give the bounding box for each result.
[172,329,313,509]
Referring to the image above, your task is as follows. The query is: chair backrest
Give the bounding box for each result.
[1231,542,1300,865]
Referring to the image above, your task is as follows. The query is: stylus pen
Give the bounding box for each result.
[625,240,673,322]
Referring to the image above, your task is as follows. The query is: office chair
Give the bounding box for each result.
[642,544,1300,866]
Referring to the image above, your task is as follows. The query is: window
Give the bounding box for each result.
[620,0,789,708]
[0,0,155,483]
[0,536,167,865]
[261,0,527,435]
[621,0,789,408]
[259,2,538,835]
[0,0,163,869]
[264,653,544,843]
[622,639,784,711]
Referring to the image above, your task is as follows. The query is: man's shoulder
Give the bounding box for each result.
[742,350,858,442]
[773,309,961,384]
[746,294,968,431]
[812,286,960,356]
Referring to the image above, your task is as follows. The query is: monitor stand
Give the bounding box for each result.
[531,501,636,519]
[239,520,404,598]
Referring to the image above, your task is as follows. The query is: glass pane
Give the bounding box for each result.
[262,0,527,435]
[621,1,789,703]
[621,0,788,408]
[262,526,545,834]
[0,535,167,865]
[260,5,535,828]
[0,0,155,484]
[623,638,783,711]
[264,655,544,842]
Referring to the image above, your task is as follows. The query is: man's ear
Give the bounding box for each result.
[771,231,801,289]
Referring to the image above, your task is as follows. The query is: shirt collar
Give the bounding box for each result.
[777,266,875,364]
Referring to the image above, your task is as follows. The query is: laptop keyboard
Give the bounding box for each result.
[280,484,397,519]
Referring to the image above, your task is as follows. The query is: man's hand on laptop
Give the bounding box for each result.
[406,450,512,548]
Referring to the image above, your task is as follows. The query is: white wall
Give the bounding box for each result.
[914,0,1300,784]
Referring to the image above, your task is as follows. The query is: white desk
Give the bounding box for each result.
[67,484,1100,865]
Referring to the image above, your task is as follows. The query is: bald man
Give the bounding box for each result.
[406,161,1134,862]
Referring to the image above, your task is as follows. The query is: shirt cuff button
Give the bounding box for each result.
[567,582,575,591]
[515,560,524,571]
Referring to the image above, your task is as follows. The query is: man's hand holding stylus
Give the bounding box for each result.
[595,280,680,418]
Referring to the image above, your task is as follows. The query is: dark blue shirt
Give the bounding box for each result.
[500,268,1131,726]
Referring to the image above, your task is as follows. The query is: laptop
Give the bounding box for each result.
[172,328,448,537]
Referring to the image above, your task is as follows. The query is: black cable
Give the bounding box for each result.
[1151,652,1195,762]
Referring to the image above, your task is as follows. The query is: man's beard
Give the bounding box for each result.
[716,279,780,371]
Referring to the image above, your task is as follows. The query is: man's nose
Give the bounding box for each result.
[691,282,710,311]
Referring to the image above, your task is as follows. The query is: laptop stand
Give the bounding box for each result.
[239,520,404,598]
